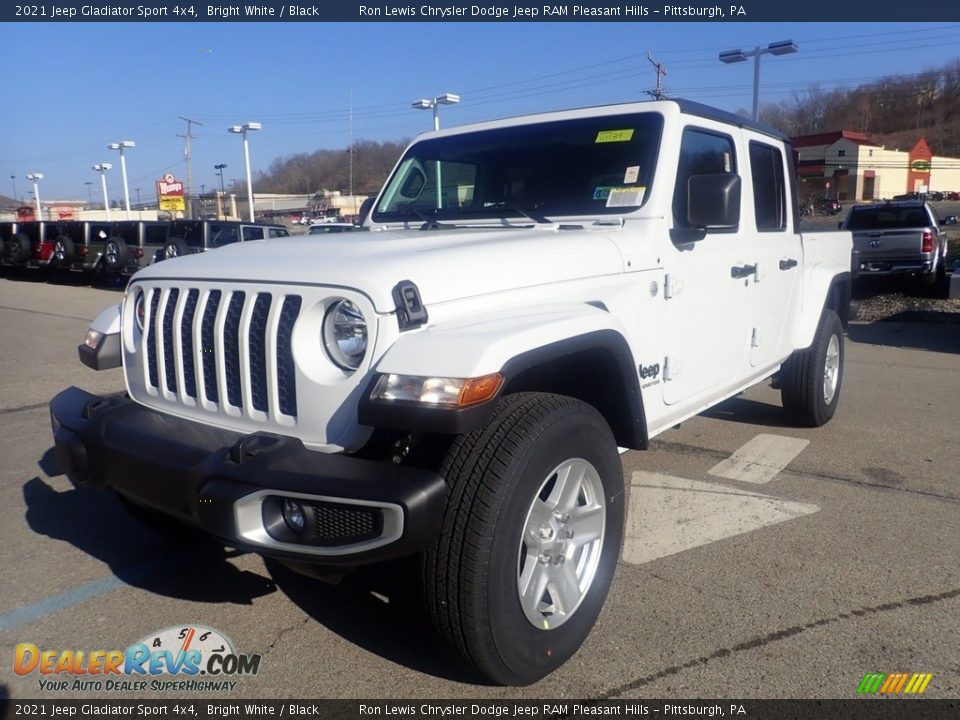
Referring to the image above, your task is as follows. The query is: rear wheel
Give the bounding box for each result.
[163,239,189,259]
[780,309,844,427]
[423,392,624,685]
[52,235,76,265]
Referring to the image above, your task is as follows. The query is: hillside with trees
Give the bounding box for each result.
[759,59,960,155]
[254,139,408,196]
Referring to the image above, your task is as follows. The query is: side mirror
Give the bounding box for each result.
[687,174,741,229]
[941,215,957,225]
[838,221,844,230]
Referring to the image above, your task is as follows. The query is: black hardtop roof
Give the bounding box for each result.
[671,99,789,143]
[852,200,930,211]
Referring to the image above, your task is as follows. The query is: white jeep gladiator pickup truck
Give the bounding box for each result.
[51,99,854,685]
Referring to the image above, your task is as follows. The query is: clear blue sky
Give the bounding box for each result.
[3,21,959,201]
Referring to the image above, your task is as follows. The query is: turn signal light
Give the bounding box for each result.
[459,374,504,407]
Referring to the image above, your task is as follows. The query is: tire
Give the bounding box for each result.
[162,239,189,260]
[101,236,128,272]
[8,233,32,264]
[423,392,625,685]
[780,309,844,427]
[52,235,76,265]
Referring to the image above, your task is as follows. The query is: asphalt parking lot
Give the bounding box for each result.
[1,272,959,701]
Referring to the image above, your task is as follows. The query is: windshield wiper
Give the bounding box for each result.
[483,202,553,225]
[397,207,452,231]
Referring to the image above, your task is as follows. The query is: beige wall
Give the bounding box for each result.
[930,158,960,192]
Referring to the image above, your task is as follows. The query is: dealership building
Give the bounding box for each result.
[793,130,960,201]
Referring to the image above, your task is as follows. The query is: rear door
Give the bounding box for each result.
[746,138,802,368]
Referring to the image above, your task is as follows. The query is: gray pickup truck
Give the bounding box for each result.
[841,200,956,285]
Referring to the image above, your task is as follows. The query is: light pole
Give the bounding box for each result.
[108,140,136,219]
[411,92,459,132]
[9,175,17,203]
[412,93,459,209]
[719,40,798,121]
[85,181,94,206]
[26,173,43,220]
[214,163,227,195]
[92,163,113,220]
[228,123,261,222]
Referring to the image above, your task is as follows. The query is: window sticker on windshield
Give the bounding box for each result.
[595,129,634,143]
[624,166,640,184]
[606,187,645,207]
[593,186,613,201]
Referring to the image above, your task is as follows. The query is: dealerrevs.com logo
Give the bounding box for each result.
[14,625,261,692]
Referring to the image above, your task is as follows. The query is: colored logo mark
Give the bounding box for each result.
[857,672,933,695]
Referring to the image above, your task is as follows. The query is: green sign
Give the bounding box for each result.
[911,159,931,172]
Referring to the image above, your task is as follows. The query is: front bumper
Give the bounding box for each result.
[50,387,446,565]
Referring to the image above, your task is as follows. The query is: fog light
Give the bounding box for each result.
[84,329,103,350]
[282,498,306,532]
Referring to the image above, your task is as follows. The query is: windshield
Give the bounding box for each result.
[373,112,663,224]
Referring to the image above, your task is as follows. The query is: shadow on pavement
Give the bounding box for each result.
[265,558,480,685]
[23,464,276,606]
[701,396,795,428]
[847,321,960,355]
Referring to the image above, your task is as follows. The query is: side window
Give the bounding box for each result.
[268,228,289,238]
[209,224,239,247]
[144,225,168,245]
[749,141,786,232]
[673,128,736,228]
[243,226,264,241]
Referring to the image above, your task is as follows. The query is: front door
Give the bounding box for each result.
[662,125,752,406]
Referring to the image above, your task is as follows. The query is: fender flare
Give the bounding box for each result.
[359,304,647,448]
[791,271,852,351]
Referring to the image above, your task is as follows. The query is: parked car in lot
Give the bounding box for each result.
[2,221,79,270]
[160,220,290,260]
[841,200,955,285]
[305,222,356,235]
[77,220,174,275]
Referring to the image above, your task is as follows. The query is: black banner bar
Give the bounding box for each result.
[4,700,960,720]
[3,0,960,22]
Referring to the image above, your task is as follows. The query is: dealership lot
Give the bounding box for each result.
[1,276,958,699]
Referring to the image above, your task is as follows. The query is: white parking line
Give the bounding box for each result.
[708,433,810,484]
[622,471,819,565]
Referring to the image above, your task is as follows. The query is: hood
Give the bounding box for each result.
[135,226,626,313]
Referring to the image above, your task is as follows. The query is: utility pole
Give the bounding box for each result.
[645,53,667,100]
[178,116,202,218]
[349,89,355,218]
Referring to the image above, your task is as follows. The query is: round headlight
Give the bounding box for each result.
[322,299,367,371]
[134,289,145,333]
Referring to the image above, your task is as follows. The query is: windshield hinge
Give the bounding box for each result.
[393,280,428,331]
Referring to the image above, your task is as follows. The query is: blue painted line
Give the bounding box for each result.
[0,558,178,632]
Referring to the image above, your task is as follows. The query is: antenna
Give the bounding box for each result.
[645,53,668,100]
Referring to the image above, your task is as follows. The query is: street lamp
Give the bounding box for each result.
[108,140,136,219]
[411,92,460,131]
[26,173,43,220]
[228,123,261,222]
[214,163,227,195]
[412,93,459,210]
[85,181,94,206]
[719,40,798,121]
[92,163,113,220]
[9,175,17,203]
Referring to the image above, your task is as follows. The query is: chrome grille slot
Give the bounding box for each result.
[180,290,200,399]
[161,288,180,394]
[277,296,302,418]
[146,290,160,388]
[223,292,246,408]
[200,290,222,404]
[249,293,272,413]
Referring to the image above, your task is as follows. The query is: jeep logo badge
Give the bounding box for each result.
[639,363,660,380]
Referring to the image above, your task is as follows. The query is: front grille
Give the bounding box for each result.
[143,285,302,419]
[311,502,382,547]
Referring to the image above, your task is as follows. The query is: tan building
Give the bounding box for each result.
[793,130,960,201]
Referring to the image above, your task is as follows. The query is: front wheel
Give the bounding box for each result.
[423,392,625,685]
[780,309,844,427]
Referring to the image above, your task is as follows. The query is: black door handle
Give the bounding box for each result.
[730,264,757,279]
[779,258,798,270]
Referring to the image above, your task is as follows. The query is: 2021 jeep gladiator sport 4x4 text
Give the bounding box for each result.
[50,100,853,685]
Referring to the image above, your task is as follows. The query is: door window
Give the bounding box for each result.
[749,141,786,232]
[673,128,736,229]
